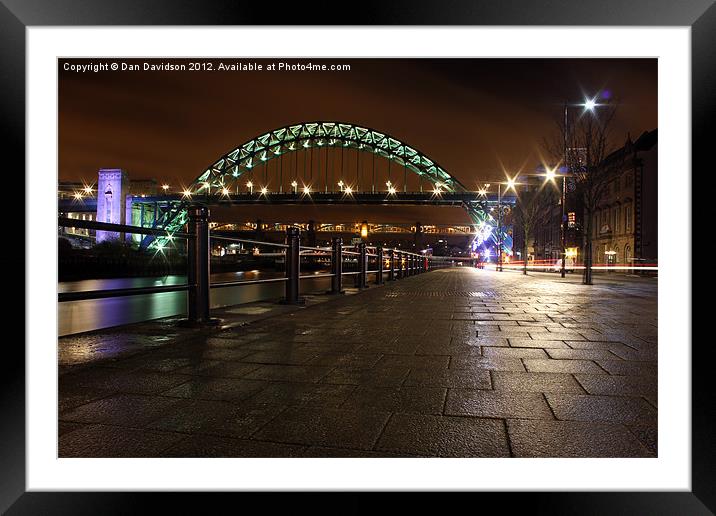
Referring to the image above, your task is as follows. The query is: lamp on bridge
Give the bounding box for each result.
[291,180,298,194]
[246,181,254,194]
[338,180,344,192]
[360,221,369,239]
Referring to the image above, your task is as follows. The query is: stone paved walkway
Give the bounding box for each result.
[58,268,657,457]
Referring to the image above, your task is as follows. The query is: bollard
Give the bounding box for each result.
[330,237,343,294]
[187,206,211,324]
[388,249,396,281]
[285,227,300,303]
[375,246,384,285]
[358,242,368,289]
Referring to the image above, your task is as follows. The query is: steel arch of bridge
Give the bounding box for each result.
[143,121,512,251]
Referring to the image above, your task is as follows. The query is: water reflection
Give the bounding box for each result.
[58,271,333,337]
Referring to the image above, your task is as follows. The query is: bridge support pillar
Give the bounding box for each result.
[375,246,384,285]
[187,206,211,324]
[330,237,344,294]
[388,249,396,281]
[358,242,368,289]
[285,227,302,304]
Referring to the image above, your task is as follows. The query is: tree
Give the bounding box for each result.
[543,99,623,285]
[513,183,556,275]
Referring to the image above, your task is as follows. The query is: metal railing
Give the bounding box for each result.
[58,208,466,325]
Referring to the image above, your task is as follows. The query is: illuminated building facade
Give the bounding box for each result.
[591,129,657,268]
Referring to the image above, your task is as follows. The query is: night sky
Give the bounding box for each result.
[59,58,656,224]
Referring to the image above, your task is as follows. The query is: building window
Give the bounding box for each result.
[612,208,618,234]
[615,206,620,234]
[625,172,633,188]
[625,204,633,232]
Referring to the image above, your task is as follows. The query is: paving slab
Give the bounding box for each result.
[375,413,510,457]
[252,407,391,450]
[444,389,555,420]
[507,419,653,457]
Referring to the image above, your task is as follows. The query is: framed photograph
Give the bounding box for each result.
[4,0,711,512]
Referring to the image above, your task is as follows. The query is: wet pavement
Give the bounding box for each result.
[58,267,657,457]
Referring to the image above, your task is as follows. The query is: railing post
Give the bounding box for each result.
[397,252,404,279]
[388,249,396,281]
[285,227,300,303]
[358,242,367,289]
[330,237,343,294]
[376,245,384,285]
[187,206,211,324]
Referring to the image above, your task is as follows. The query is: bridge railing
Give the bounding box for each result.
[58,209,466,325]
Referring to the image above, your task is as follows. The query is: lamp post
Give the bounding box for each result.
[497,182,502,272]
[496,177,517,272]
[562,95,601,278]
[561,102,569,278]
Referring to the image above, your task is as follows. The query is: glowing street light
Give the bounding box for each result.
[73,192,83,201]
[344,186,353,195]
[83,185,93,195]
[246,181,254,194]
[221,187,230,196]
[303,185,311,195]
[505,176,517,192]
[544,166,557,183]
[582,96,598,112]
[162,184,170,192]
[338,180,344,192]
[260,186,268,195]
[291,180,298,193]
[182,189,192,199]
[360,221,369,239]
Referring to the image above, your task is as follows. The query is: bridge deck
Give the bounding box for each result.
[58,268,657,458]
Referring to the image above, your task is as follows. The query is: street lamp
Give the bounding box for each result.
[338,180,344,192]
[291,180,298,194]
[561,95,603,277]
[497,176,518,272]
[246,181,254,194]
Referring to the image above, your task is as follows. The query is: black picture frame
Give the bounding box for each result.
[2,0,711,513]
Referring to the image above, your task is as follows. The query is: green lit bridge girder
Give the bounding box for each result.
[142,121,513,250]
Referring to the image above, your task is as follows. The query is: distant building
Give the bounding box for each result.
[591,129,657,268]
[96,169,129,242]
